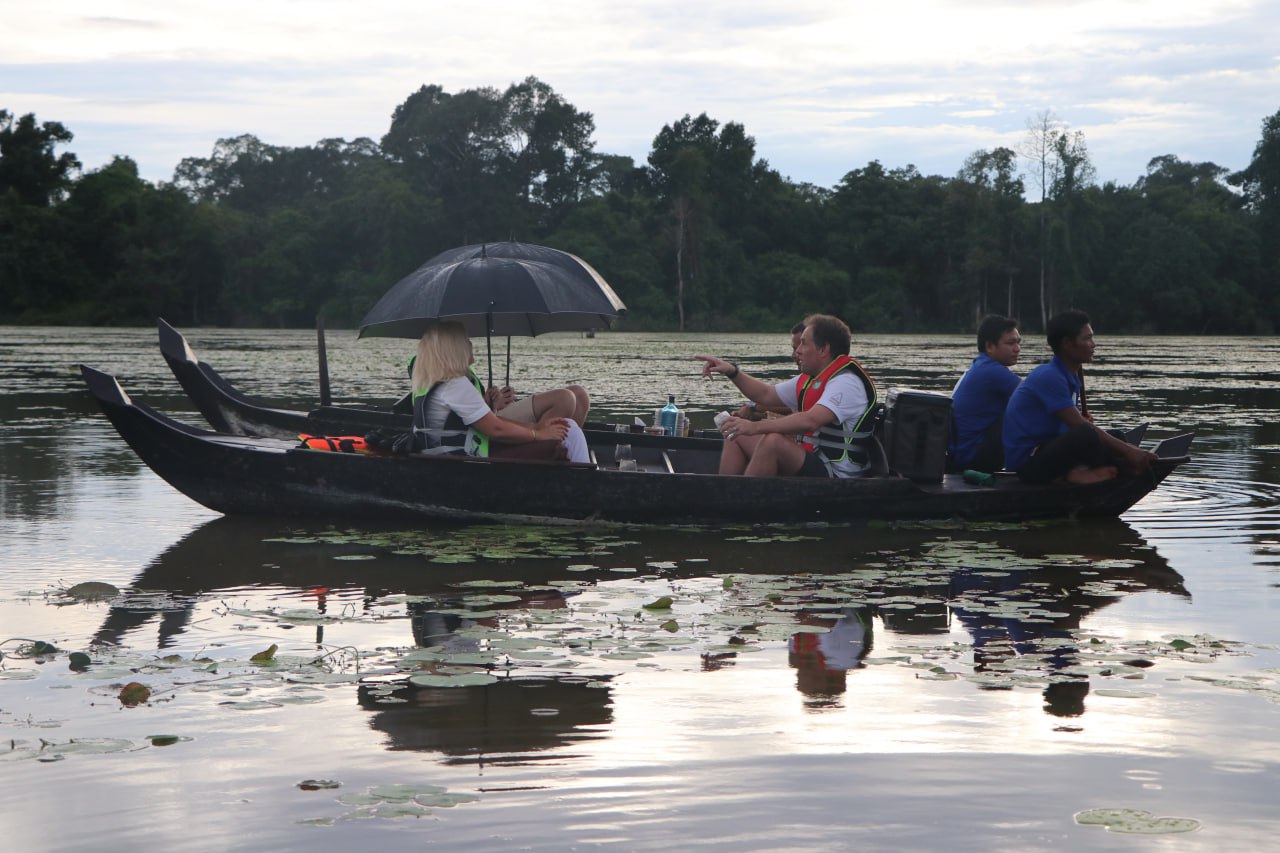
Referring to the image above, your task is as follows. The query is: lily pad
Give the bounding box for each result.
[118,682,151,706]
[1075,808,1200,834]
[63,581,119,601]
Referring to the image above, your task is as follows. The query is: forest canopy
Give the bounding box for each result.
[2,78,1277,334]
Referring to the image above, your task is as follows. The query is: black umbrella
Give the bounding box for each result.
[357,242,626,387]
[357,242,626,339]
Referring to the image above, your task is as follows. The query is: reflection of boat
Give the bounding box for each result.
[358,676,612,761]
[81,364,1194,525]
[784,523,1188,714]
[88,515,638,648]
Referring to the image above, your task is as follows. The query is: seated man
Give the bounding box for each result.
[733,321,806,421]
[1003,310,1156,485]
[948,314,1022,472]
[696,314,878,478]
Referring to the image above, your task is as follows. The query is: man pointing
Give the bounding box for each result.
[696,314,878,478]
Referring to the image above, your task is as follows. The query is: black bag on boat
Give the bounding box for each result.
[364,428,415,455]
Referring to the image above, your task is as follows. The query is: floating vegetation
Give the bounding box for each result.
[300,782,480,825]
[1075,808,1201,834]
[60,581,119,602]
[269,524,640,564]
[117,682,151,706]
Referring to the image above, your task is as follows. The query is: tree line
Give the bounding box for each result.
[2,77,1277,334]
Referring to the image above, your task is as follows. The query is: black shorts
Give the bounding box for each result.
[796,450,832,478]
[1017,423,1108,484]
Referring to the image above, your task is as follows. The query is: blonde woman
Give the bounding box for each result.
[411,322,589,463]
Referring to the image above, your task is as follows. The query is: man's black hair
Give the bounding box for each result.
[791,321,806,335]
[804,314,852,357]
[1046,310,1091,354]
[976,314,1018,354]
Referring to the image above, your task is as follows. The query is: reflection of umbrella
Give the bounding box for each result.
[357,241,626,340]
[358,676,614,757]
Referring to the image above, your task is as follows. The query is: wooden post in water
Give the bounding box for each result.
[316,314,332,407]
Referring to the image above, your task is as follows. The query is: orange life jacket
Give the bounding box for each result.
[298,434,370,453]
[797,355,878,467]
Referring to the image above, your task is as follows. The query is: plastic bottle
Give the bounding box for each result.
[963,469,996,487]
[659,395,680,437]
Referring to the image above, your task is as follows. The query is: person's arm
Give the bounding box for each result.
[1053,406,1157,471]
[733,400,793,419]
[694,355,785,409]
[446,378,568,444]
[486,385,518,412]
[722,404,835,439]
[472,411,569,444]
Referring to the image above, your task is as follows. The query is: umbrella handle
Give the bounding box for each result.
[486,307,494,390]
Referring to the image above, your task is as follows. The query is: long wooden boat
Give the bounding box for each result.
[83,364,1193,525]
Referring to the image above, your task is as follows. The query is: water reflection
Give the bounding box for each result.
[788,608,873,705]
[86,514,1192,739]
[357,677,613,764]
[782,523,1188,715]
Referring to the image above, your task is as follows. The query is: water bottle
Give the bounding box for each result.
[659,395,680,437]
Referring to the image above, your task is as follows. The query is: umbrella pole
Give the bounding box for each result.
[316,314,332,407]
[486,307,495,390]
[505,337,511,388]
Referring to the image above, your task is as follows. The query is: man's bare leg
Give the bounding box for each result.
[743,435,809,477]
[719,434,762,475]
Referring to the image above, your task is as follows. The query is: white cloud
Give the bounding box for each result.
[2,0,1277,186]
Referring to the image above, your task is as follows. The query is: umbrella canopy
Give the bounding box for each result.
[357,241,626,339]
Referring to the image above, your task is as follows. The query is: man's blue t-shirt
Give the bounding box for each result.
[949,353,1021,467]
[1002,356,1081,471]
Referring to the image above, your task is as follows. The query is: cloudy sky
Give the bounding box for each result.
[4,1,1278,189]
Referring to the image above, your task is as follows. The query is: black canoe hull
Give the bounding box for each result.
[83,364,1191,525]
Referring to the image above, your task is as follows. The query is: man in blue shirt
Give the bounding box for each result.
[949,315,1022,472]
[1003,310,1156,485]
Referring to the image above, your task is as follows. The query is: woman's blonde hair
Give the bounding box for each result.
[412,321,473,394]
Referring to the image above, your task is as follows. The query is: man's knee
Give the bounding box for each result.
[759,434,795,453]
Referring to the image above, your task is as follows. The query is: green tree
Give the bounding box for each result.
[0,110,80,206]
[955,147,1025,322]
[382,78,596,244]
[0,110,83,320]
[647,113,766,329]
[827,162,952,330]
[1231,109,1280,255]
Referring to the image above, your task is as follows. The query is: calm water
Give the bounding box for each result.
[2,326,1279,851]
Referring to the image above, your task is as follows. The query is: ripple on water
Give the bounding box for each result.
[1125,446,1280,540]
